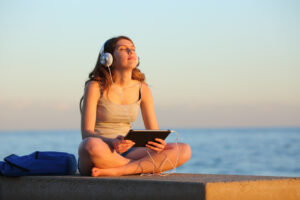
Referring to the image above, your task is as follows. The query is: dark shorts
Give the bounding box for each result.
[121,147,137,157]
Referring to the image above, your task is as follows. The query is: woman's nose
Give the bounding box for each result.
[126,48,134,54]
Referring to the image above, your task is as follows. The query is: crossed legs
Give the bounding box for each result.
[78,137,191,176]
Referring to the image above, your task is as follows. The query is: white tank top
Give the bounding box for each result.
[94,82,142,139]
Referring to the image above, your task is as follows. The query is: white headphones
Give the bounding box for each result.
[99,42,113,67]
[99,40,140,68]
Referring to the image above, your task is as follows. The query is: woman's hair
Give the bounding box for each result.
[79,36,146,113]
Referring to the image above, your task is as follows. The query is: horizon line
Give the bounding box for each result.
[0,126,300,132]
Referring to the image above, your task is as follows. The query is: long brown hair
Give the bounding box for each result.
[79,36,146,113]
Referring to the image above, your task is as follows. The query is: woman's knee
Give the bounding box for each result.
[167,143,191,162]
[180,143,192,162]
[79,137,110,157]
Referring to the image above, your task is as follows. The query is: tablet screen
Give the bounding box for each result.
[124,129,171,147]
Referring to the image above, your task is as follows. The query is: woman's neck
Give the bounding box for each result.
[113,69,134,87]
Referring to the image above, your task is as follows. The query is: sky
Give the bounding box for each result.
[0,0,299,130]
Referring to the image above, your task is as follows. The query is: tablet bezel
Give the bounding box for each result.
[124,129,171,147]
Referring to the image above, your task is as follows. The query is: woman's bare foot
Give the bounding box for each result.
[91,167,121,177]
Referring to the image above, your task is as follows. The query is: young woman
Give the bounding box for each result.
[78,36,191,176]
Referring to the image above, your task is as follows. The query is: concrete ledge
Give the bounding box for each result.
[0,173,299,200]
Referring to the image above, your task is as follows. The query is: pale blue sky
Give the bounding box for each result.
[0,0,299,130]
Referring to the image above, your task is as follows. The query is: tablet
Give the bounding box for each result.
[124,129,171,147]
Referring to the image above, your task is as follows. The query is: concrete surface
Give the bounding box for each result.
[0,173,299,200]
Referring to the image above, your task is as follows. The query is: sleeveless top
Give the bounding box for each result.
[94,82,142,139]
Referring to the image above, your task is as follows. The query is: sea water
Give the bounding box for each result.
[0,128,299,177]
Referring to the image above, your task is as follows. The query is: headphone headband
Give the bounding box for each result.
[99,40,107,55]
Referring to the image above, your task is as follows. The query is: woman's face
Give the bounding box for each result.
[112,39,138,70]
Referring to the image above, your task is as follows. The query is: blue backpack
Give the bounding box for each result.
[0,151,77,176]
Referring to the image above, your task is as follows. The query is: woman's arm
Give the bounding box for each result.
[140,83,167,152]
[81,81,113,144]
[140,83,159,130]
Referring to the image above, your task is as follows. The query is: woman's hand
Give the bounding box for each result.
[146,138,166,153]
[112,136,135,154]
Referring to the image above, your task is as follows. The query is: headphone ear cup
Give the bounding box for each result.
[100,52,113,67]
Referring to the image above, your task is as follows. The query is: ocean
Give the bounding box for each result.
[0,128,299,177]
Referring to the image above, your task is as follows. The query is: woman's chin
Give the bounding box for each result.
[122,65,138,70]
[114,63,138,71]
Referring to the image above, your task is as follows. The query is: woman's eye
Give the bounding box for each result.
[118,47,136,52]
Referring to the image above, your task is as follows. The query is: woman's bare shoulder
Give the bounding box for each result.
[84,81,101,96]
[86,80,100,87]
[85,80,100,89]
[141,82,151,92]
[141,82,153,100]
